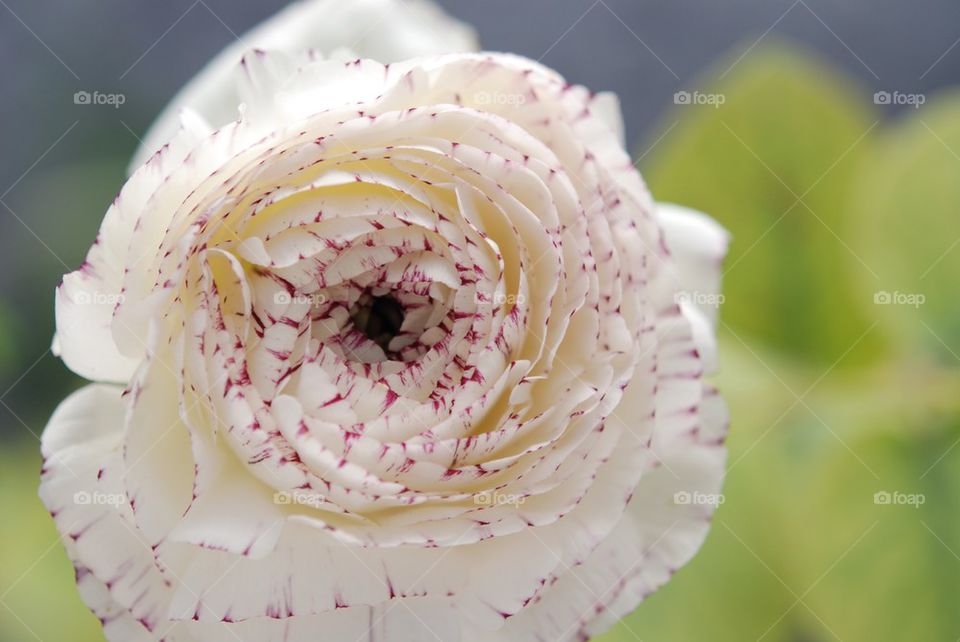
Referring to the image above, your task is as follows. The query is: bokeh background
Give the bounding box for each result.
[1,1,959,640]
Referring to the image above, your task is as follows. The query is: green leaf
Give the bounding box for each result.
[641,41,885,368]
[849,89,960,364]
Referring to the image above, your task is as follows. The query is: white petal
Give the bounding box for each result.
[590,91,626,147]
[181,600,460,642]
[53,122,209,383]
[122,354,194,546]
[656,202,730,326]
[128,0,479,172]
[39,385,181,640]
[166,427,288,559]
[584,384,728,637]
[479,320,728,641]
[656,203,729,373]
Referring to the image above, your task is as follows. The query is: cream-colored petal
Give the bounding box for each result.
[657,202,730,326]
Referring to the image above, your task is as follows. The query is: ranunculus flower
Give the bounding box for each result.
[41,1,729,640]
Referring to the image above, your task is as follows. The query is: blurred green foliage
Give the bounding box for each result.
[1,41,959,642]
[0,304,19,386]
[851,89,960,363]
[0,448,102,641]
[645,44,886,367]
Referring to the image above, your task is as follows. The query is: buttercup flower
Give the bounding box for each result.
[41,1,729,640]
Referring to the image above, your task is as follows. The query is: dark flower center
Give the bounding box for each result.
[350,292,405,354]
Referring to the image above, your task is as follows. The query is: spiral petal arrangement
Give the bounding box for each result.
[42,40,728,642]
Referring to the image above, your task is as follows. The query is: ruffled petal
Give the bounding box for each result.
[129,0,479,171]
[39,385,187,640]
[657,202,730,326]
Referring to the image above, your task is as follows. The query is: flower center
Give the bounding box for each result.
[349,292,405,355]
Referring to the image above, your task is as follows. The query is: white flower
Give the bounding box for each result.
[41,3,729,641]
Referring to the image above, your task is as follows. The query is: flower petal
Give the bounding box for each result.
[656,202,730,326]
[39,385,184,640]
[129,0,479,171]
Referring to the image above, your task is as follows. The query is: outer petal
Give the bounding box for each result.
[475,306,729,641]
[656,203,730,372]
[53,118,209,383]
[590,91,626,148]
[38,386,463,641]
[38,384,187,641]
[656,203,729,326]
[180,600,461,642]
[129,0,479,171]
[497,389,727,642]
[585,384,728,637]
